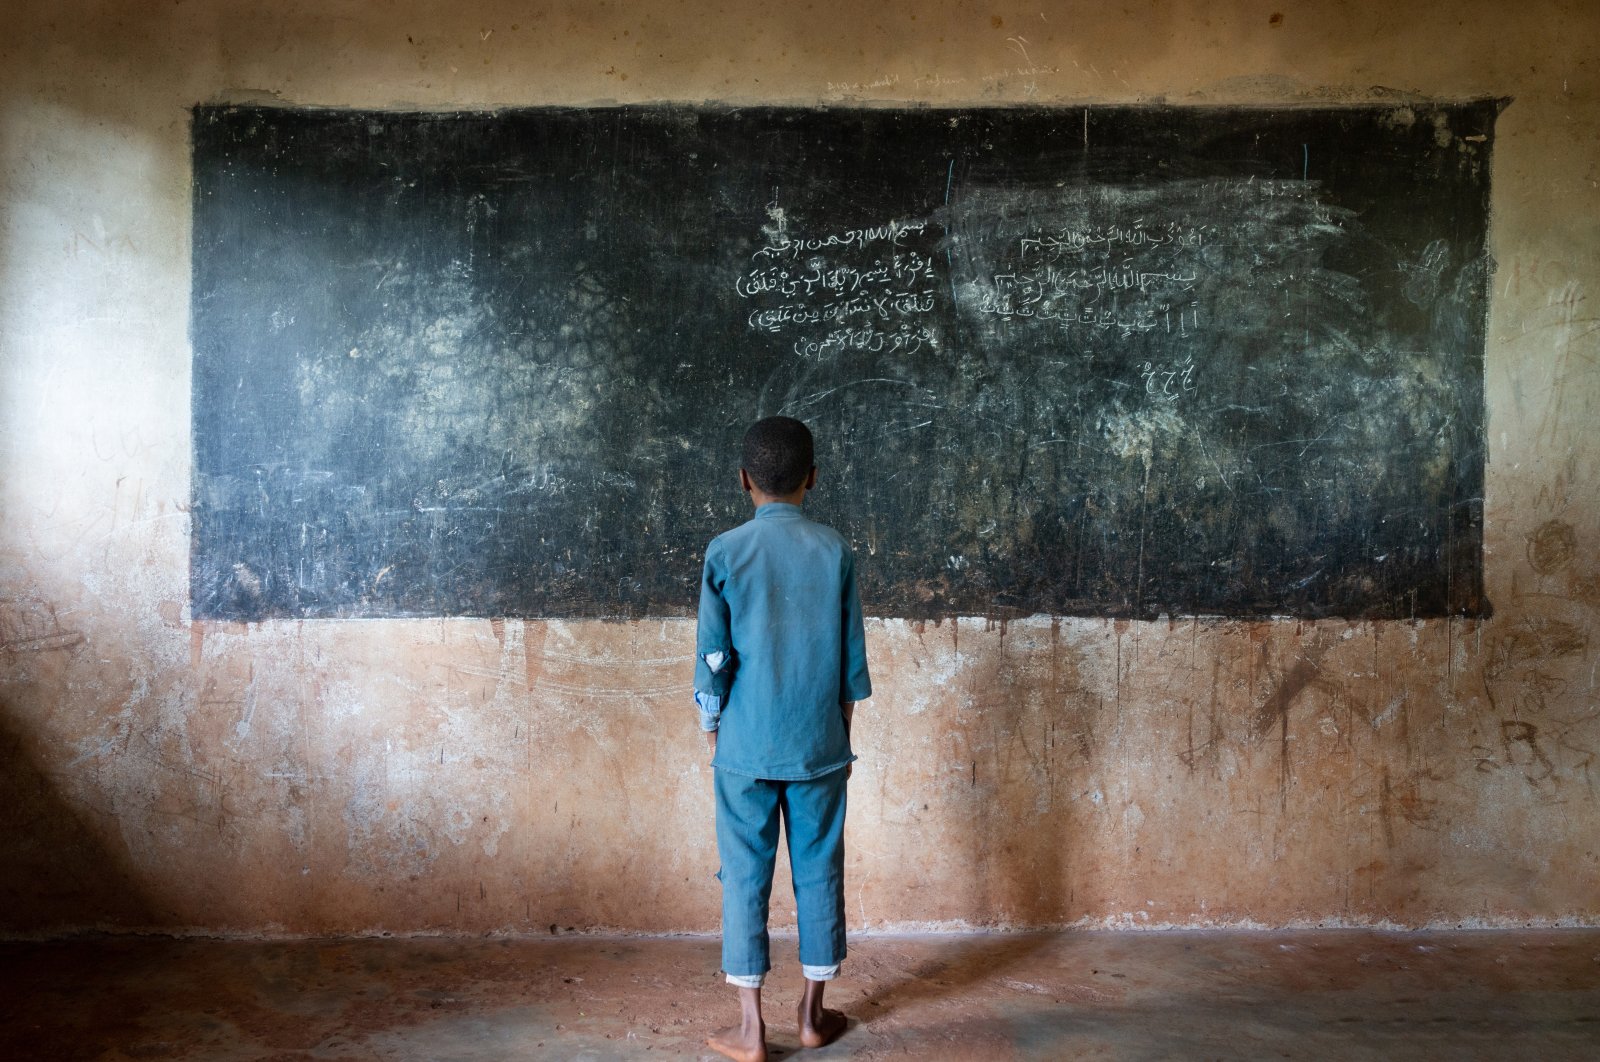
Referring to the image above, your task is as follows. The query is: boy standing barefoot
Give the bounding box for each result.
[694,416,872,1061]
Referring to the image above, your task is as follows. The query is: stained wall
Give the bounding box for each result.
[1,0,1597,935]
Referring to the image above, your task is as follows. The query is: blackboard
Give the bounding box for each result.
[190,102,1500,621]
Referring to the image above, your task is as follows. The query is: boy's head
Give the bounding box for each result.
[741,416,815,497]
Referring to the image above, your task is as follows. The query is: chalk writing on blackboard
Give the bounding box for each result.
[737,208,941,361]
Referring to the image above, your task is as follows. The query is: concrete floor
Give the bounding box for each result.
[1,931,1597,1060]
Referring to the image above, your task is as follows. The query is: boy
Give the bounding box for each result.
[694,415,872,1062]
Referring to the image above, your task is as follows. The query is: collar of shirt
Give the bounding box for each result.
[754,502,805,520]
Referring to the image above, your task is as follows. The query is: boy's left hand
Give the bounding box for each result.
[705,729,717,757]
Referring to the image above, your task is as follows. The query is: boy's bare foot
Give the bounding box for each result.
[706,1022,766,1062]
[798,977,848,1048]
[798,1006,847,1048]
[708,984,766,1062]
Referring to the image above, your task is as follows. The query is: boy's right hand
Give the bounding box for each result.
[842,701,855,778]
[705,729,718,757]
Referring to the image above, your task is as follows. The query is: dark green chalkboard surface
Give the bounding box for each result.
[191,102,1499,620]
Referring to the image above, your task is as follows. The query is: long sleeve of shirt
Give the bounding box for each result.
[695,541,737,701]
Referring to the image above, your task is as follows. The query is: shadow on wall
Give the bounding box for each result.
[852,618,1080,1006]
[957,619,1080,927]
[0,601,157,934]
[0,691,158,934]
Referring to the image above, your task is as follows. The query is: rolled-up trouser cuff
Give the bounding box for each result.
[725,963,839,988]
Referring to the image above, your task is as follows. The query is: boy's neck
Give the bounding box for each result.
[749,488,805,509]
[741,466,816,509]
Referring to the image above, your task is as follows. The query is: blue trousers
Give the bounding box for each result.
[714,767,848,979]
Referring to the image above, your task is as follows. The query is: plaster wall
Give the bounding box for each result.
[1,0,1597,935]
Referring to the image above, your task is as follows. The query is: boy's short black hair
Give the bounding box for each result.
[742,416,815,496]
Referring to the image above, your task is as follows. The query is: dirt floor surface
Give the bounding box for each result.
[2,930,1598,1060]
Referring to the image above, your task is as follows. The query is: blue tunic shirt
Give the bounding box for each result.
[694,502,872,780]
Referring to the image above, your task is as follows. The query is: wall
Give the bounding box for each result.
[1,0,1596,935]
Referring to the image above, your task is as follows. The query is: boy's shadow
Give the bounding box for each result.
[847,931,1057,1025]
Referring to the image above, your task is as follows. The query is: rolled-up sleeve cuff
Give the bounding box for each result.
[694,690,723,732]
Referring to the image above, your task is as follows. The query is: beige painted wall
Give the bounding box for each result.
[1,0,1596,935]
